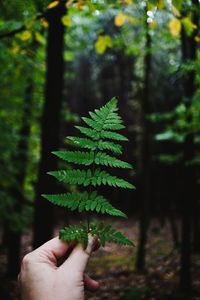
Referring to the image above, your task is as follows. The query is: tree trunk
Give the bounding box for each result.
[7,81,33,278]
[169,214,179,249]
[180,0,199,292]
[33,2,66,248]
[136,4,152,271]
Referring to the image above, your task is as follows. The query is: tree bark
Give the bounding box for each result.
[180,0,199,292]
[136,3,152,271]
[7,81,33,278]
[33,2,66,248]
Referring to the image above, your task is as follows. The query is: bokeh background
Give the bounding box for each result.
[0,0,200,299]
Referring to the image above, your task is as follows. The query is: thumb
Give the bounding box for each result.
[30,237,71,264]
[62,235,98,274]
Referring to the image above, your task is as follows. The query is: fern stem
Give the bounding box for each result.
[86,213,90,232]
[87,146,99,232]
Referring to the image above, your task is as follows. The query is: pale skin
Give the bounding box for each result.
[19,236,99,300]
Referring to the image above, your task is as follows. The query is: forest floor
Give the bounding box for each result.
[1,218,200,300]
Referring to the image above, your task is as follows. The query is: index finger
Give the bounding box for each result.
[32,237,71,261]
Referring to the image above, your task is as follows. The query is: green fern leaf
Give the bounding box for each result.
[75,126,100,140]
[82,117,102,131]
[75,126,128,142]
[92,169,135,189]
[44,97,135,248]
[82,116,125,131]
[59,222,133,248]
[47,169,88,185]
[42,191,127,218]
[59,223,88,248]
[52,150,132,169]
[52,151,94,166]
[67,136,97,151]
[95,152,132,168]
[103,122,125,130]
[101,130,128,141]
[89,98,118,123]
[98,140,122,154]
[90,222,134,247]
[48,169,135,189]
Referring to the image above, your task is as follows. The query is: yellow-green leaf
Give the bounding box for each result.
[171,5,181,17]
[48,1,59,9]
[114,13,127,27]
[157,0,165,9]
[95,35,112,55]
[149,20,157,29]
[25,20,34,29]
[195,36,200,43]
[147,3,156,11]
[35,32,45,44]
[18,30,32,41]
[66,0,74,7]
[10,46,20,54]
[126,16,138,25]
[40,18,49,28]
[168,18,181,37]
[124,0,133,5]
[182,17,197,36]
[61,15,72,27]
[172,0,182,10]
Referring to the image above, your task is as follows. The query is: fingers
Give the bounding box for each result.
[61,235,98,274]
[32,237,71,263]
[84,274,100,292]
[85,235,99,256]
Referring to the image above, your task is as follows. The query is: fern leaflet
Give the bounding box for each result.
[42,191,127,218]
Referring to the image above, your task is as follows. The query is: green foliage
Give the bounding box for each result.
[43,98,134,247]
[42,191,127,218]
[153,100,200,166]
[48,168,134,188]
[60,222,134,248]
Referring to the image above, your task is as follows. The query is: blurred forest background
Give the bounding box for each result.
[0,0,200,299]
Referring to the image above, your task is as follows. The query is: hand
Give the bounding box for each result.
[19,236,99,300]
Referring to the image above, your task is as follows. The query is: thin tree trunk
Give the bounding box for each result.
[180,0,199,292]
[136,3,152,271]
[193,210,200,253]
[33,2,66,248]
[7,81,33,278]
[169,214,179,249]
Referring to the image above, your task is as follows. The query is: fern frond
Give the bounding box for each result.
[91,169,135,189]
[47,169,89,185]
[75,126,100,140]
[67,136,122,154]
[60,222,133,248]
[44,97,135,248]
[98,140,122,154]
[81,117,102,132]
[52,151,94,166]
[52,150,132,169]
[102,122,125,130]
[75,126,128,142]
[82,116,125,131]
[67,136,97,151]
[101,130,128,141]
[95,152,132,168]
[59,223,88,248]
[48,169,135,189]
[90,223,134,247]
[89,98,118,124]
[42,191,127,218]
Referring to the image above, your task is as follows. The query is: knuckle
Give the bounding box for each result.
[21,253,32,268]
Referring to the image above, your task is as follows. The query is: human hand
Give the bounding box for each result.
[19,236,99,300]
